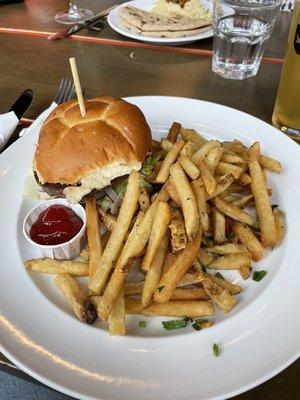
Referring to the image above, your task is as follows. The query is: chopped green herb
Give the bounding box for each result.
[139,321,147,328]
[215,272,225,280]
[192,322,202,331]
[253,270,267,282]
[213,343,220,357]
[158,286,165,292]
[193,319,213,331]
[271,204,278,210]
[140,154,161,176]
[162,317,191,330]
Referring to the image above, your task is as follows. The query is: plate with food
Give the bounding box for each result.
[107,0,213,45]
[0,95,300,400]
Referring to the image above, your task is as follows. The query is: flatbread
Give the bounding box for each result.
[120,17,212,38]
[119,5,211,32]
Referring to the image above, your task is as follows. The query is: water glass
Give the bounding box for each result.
[212,0,282,80]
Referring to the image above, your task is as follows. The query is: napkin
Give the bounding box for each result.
[0,111,19,151]
[0,102,57,152]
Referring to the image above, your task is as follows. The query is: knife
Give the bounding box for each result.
[0,89,33,153]
[48,5,117,41]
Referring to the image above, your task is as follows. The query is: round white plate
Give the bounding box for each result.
[0,96,300,400]
[108,0,213,45]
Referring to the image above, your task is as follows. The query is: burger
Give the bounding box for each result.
[33,96,152,204]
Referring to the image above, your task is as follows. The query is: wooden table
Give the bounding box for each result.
[0,1,299,399]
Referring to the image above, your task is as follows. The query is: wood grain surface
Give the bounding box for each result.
[0,0,291,60]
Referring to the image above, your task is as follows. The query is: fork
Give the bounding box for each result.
[54,77,75,104]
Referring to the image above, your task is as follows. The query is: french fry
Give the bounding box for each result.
[124,281,144,296]
[126,299,214,318]
[212,208,226,244]
[166,178,181,206]
[203,272,242,295]
[55,274,97,324]
[205,147,224,173]
[109,288,126,336]
[138,188,150,212]
[25,258,89,276]
[169,210,187,252]
[180,141,196,157]
[89,171,140,293]
[248,143,276,248]
[226,183,250,194]
[197,248,215,267]
[86,195,102,277]
[239,265,251,280]
[237,172,252,186]
[221,153,246,164]
[154,228,202,303]
[191,178,209,232]
[214,196,258,228]
[79,246,89,262]
[142,201,171,271]
[195,159,217,196]
[162,252,177,273]
[206,174,235,200]
[233,222,264,262]
[151,139,161,151]
[206,253,251,270]
[223,140,247,154]
[180,127,207,148]
[169,287,209,301]
[142,232,169,308]
[191,140,221,165]
[205,243,247,255]
[273,208,285,242]
[202,275,237,313]
[98,208,117,232]
[155,141,184,183]
[216,162,244,180]
[178,155,200,180]
[161,138,173,151]
[167,121,181,143]
[170,163,199,240]
[99,188,169,319]
[178,272,204,286]
[232,194,253,208]
[259,155,281,173]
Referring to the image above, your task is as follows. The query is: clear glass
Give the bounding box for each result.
[55,2,94,24]
[212,0,282,79]
[272,0,300,140]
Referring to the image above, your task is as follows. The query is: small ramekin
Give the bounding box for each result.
[23,198,86,260]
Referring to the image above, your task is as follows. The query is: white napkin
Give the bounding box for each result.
[0,111,19,150]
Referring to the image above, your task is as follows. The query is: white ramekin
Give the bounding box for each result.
[23,198,86,260]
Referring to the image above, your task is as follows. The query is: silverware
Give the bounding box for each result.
[48,5,117,40]
[54,77,75,104]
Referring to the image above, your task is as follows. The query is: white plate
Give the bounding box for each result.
[0,96,300,400]
[108,0,213,45]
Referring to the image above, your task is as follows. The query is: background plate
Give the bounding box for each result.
[108,0,213,45]
[0,96,299,400]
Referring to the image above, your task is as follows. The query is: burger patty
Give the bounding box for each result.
[33,171,80,198]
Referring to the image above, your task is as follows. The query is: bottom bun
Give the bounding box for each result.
[63,162,141,203]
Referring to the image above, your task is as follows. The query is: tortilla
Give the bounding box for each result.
[120,5,211,32]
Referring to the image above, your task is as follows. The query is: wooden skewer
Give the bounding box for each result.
[69,57,86,117]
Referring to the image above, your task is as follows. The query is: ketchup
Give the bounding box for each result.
[29,205,83,246]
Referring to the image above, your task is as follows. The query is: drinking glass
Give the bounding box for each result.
[55,2,94,24]
[212,0,282,80]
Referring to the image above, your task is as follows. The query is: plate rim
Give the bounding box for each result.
[0,95,299,400]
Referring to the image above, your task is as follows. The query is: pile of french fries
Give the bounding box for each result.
[25,122,285,335]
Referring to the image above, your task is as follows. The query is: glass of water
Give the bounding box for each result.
[212,0,282,80]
